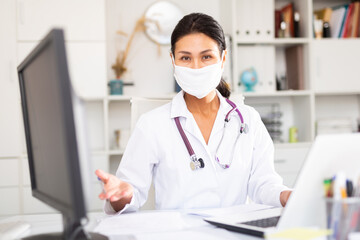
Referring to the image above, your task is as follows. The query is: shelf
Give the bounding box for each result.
[83,96,105,102]
[241,90,312,98]
[0,155,20,159]
[91,151,107,155]
[236,38,310,46]
[311,38,360,43]
[108,149,125,156]
[315,91,360,96]
[274,142,313,149]
[107,95,132,101]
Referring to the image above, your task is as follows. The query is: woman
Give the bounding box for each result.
[96,13,291,214]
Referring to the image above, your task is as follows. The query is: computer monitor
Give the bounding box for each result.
[17,29,107,240]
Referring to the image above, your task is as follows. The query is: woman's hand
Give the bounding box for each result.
[280,190,292,207]
[95,169,134,212]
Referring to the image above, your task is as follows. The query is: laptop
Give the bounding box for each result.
[205,133,360,237]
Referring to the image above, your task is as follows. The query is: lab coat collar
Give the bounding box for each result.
[170,90,239,152]
[170,90,191,119]
[170,89,233,119]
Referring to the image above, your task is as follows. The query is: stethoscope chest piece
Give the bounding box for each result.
[190,158,205,171]
[240,123,249,134]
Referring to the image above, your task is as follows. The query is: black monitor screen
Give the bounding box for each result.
[18,28,107,240]
[18,29,85,218]
[22,40,72,206]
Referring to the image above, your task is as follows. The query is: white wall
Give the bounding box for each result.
[105,0,221,97]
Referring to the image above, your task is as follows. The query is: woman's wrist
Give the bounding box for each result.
[110,192,133,212]
[280,190,292,207]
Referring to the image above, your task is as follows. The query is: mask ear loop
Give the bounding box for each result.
[170,51,175,67]
[219,50,226,70]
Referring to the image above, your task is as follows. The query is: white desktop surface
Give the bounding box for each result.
[0,210,263,240]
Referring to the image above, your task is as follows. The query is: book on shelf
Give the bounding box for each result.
[275,10,282,38]
[275,3,295,38]
[349,2,360,38]
[342,3,354,37]
[285,45,304,90]
[330,5,347,38]
[314,2,360,38]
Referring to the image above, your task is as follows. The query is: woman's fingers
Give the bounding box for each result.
[104,185,132,202]
[99,193,106,200]
[95,169,109,183]
[95,170,133,202]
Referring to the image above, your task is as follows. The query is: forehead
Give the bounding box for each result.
[174,33,219,54]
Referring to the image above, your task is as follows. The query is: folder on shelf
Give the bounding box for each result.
[330,5,347,38]
[237,46,275,93]
[285,45,304,90]
[236,0,274,39]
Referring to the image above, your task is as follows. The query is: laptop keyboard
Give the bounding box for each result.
[239,216,280,228]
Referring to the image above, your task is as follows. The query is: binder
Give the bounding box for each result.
[237,46,275,93]
[236,0,274,40]
[285,45,304,90]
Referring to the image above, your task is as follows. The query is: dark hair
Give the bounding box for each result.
[171,13,231,98]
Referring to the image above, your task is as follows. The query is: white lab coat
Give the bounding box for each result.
[105,90,289,214]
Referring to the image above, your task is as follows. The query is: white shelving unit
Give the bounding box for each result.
[0,0,108,217]
[218,0,360,186]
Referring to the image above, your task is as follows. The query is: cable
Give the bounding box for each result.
[68,217,89,240]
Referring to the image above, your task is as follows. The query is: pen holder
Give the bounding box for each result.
[325,197,360,240]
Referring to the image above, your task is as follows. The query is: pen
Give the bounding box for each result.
[98,177,106,194]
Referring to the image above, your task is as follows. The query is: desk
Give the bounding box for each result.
[0,211,260,240]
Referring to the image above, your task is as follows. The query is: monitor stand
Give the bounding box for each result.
[21,215,135,240]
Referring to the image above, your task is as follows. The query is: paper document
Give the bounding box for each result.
[266,228,331,240]
[94,211,186,236]
[185,203,275,218]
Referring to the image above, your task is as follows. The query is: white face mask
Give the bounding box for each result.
[172,51,225,99]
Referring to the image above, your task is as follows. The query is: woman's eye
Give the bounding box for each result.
[202,55,212,60]
[180,56,190,61]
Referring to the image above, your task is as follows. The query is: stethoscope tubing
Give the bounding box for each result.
[174,98,245,170]
[174,117,195,157]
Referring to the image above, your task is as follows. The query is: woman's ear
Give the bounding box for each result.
[170,52,175,66]
[221,50,227,69]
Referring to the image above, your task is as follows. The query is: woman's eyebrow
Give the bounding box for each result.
[177,51,192,55]
[200,49,214,54]
[177,49,215,55]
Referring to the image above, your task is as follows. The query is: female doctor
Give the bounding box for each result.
[96,13,292,214]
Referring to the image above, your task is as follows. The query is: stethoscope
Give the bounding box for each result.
[174,98,248,171]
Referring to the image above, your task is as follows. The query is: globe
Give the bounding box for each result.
[239,67,258,92]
